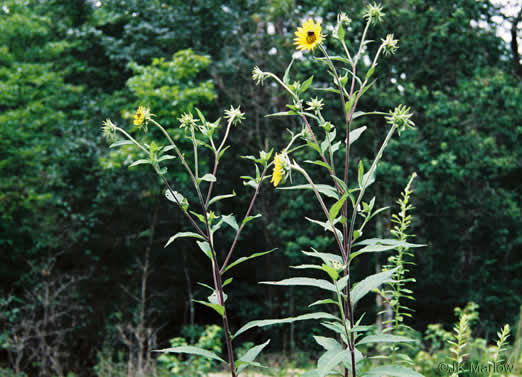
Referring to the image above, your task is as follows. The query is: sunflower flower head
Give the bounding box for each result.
[364,3,385,25]
[306,97,324,112]
[385,104,414,134]
[294,19,323,52]
[252,66,268,86]
[102,119,117,142]
[338,12,352,27]
[133,106,150,127]
[382,34,399,56]
[178,112,199,131]
[224,105,246,126]
[271,152,290,187]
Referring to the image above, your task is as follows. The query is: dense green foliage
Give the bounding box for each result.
[0,0,520,375]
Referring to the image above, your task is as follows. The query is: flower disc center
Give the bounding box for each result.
[306,31,317,44]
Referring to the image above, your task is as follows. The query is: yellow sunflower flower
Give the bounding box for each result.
[294,19,323,52]
[271,153,284,187]
[133,106,147,126]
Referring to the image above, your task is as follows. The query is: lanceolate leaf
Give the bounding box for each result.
[199,173,216,182]
[236,339,271,374]
[242,213,262,225]
[314,336,342,351]
[283,57,294,84]
[155,346,225,363]
[354,238,424,248]
[300,75,314,94]
[317,349,351,377]
[302,250,344,265]
[109,140,134,148]
[309,298,338,307]
[164,232,205,248]
[221,214,239,231]
[224,249,277,273]
[208,191,236,206]
[357,334,415,345]
[329,192,348,222]
[305,218,344,243]
[363,365,424,377]
[193,300,224,317]
[351,267,398,305]
[260,277,337,293]
[129,159,151,167]
[196,241,212,260]
[233,312,339,338]
[349,126,367,145]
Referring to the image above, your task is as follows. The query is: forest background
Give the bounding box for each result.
[0,0,521,376]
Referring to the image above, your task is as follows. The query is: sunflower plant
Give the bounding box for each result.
[241,4,426,377]
[101,4,426,377]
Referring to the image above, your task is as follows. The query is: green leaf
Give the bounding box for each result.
[358,161,364,188]
[300,75,314,94]
[110,140,134,148]
[329,192,348,222]
[317,349,351,377]
[360,79,376,97]
[331,175,347,192]
[337,23,345,40]
[314,336,342,351]
[305,160,332,170]
[260,277,337,293]
[350,125,368,145]
[313,87,341,95]
[365,66,375,80]
[242,213,262,225]
[218,145,230,160]
[301,250,343,265]
[196,241,212,260]
[321,264,339,281]
[357,334,415,345]
[233,312,339,338]
[266,111,297,117]
[165,190,185,204]
[155,346,225,363]
[363,365,424,377]
[305,218,343,243]
[309,299,338,307]
[193,300,224,316]
[336,274,350,291]
[157,154,175,162]
[221,214,239,231]
[194,107,207,124]
[354,238,424,248]
[345,94,356,116]
[207,291,227,305]
[162,145,176,152]
[129,159,151,167]
[236,339,270,374]
[321,321,348,344]
[197,282,214,292]
[200,173,216,182]
[222,277,233,287]
[224,249,277,273]
[350,239,424,262]
[292,264,323,271]
[165,232,205,248]
[306,140,322,154]
[351,268,398,305]
[208,191,236,206]
[361,166,376,189]
[278,184,339,199]
[283,58,295,84]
